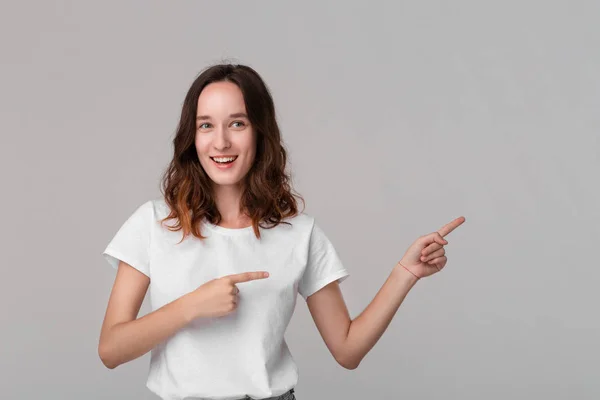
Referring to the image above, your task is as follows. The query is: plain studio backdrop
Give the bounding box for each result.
[1,1,598,399]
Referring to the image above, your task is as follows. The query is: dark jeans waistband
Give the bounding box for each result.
[243,388,294,400]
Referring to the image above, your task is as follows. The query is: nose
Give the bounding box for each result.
[213,125,231,150]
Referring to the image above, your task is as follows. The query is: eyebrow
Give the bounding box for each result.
[196,112,248,121]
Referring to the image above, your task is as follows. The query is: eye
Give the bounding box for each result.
[232,121,245,128]
[198,123,211,129]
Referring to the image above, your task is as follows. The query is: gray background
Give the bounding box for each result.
[1,1,598,399]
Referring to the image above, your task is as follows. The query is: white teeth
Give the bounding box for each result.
[212,156,237,163]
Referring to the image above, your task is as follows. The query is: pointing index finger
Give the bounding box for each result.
[227,271,270,284]
[438,216,466,238]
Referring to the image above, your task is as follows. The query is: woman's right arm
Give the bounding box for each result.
[98,261,267,369]
[97,261,192,369]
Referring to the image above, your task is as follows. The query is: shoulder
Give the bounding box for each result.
[286,211,314,226]
[129,198,167,231]
[150,197,169,218]
[252,212,315,244]
[149,197,182,226]
[128,198,160,222]
[278,211,316,235]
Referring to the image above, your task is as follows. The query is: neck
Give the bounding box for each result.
[212,184,250,227]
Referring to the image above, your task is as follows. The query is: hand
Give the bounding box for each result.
[397,216,465,279]
[182,271,270,322]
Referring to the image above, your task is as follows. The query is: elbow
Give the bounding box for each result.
[338,358,360,370]
[340,359,360,370]
[98,343,118,370]
[335,352,360,370]
[336,331,360,370]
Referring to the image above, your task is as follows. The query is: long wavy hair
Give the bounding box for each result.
[159,63,305,242]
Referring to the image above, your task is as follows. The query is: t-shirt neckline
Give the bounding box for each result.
[203,218,255,236]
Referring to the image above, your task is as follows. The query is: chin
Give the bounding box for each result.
[209,176,244,186]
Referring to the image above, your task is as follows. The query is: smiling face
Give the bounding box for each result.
[195,81,256,190]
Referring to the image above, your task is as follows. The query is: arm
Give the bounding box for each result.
[98,261,193,369]
[306,264,418,370]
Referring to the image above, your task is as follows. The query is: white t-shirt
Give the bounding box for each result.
[101,198,350,400]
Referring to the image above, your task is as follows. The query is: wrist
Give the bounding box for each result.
[176,293,195,325]
[393,262,420,286]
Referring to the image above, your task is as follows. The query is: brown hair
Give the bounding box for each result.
[159,63,304,242]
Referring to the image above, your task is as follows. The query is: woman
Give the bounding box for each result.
[98,63,465,400]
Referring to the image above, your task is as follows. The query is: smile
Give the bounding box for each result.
[210,156,238,168]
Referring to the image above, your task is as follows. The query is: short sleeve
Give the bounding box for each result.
[101,200,154,277]
[298,220,350,300]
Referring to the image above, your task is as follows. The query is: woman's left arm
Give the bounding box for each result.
[307,265,417,370]
[307,216,465,370]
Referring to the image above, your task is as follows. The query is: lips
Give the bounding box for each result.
[210,156,238,162]
[209,156,238,169]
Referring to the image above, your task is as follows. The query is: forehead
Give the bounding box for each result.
[197,81,246,114]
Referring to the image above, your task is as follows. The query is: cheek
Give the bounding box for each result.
[244,142,256,163]
[245,133,257,157]
[194,137,209,154]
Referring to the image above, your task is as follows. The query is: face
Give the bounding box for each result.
[195,81,256,189]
